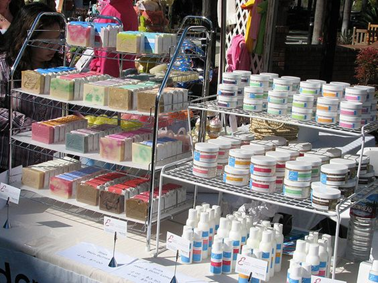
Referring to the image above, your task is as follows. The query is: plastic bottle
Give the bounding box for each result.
[229,220,242,270]
[207,208,216,252]
[252,249,262,283]
[289,265,302,283]
[212,205,222,232]
[245,216,253,238]
[210,240,223,275]
[368,260,378,283]
[318,243,328,277]
[313,231,319,243]
[202,203,210,210]
[193,228,203,263]
[222,238,233,274]
[270,229,276,278]
[322,234,333,277]
[246,227,260,253]
[197,212,210,259]
[274,223,284,272]
[306,243,320,276]
[227,214,235,229]
[301,263,311,283]
[213,234,224,245]
[238,217,248,249]
[261,220,271,229]
[238,246,252,283]
[181,229,193,264]
[195,205,204,222]
[293,240,307,264]
[259,230,273,281]
[287,260,299,283]
[305,235,314,254]
[217,217,230,239]
[186,208,198,229]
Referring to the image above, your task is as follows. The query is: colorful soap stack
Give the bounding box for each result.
[32,115,88,144]
[22,157,81,189]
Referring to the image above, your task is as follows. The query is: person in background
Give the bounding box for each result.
[0,0,24,35]
[90,0,138,77]
[0,3,63,171]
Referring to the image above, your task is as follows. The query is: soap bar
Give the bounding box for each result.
[99,136,125,162]
[137,88,165,113]
[76,184,100,205]
[116,32,143,53]
[108,86,133,110]
[22,167,45,189]
[21,70,44,94]
[32,123,54,144]
[66,22,94,47]
[66,132,90,153]
[50,77,75,100]
[99,190,125,214]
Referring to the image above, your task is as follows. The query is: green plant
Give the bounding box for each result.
[355,47,378,84]
[338,31,353,44]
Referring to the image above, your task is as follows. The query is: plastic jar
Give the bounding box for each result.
[362,101,372,115]
[330,158,356,180]
[299,81,321,96]
[361,114,371,125]
[315,147,342,158]
[250,175,276,193]
[320,164,348,186]
[228,148,256,169]
[330,81,350,88]
[344,154,370,175]
[322,84,344,99]
[307,79,326,87]
[250,156,277,177]
[218,95,238,108]
[263,136,288,146]
[281,76,301,92]
[243,98,263,112]
[311,184,341,211]
[293,94,314,109]
[234,133,255,146]
[338,179,356,198]
[317,97,339,112]
[268,90,288,104]
[354,85,375,101]
[208,139,232,161]
[266,151,291,177]
[193,161,217,178]
[339,115,362,129]
[217,84,238,97]
[250,140,275,152]
[250,75,270,89]
[194,143,219,163]
[303,152,329,164]
[273,78,292,91]
[216,159,228,176]
[233,70,251,86]
[244,86,264,99]
[218,136,242,149]
[288,142,312,155]
[260,72,279,88]
[267,103,287,115]
[240,145,265,156]
[345,87,368,103]
[285,161,312,182]
[316,110,338,124]
[340,101,363,116]
[359,171,375,185]
[296,156,322,180]
[283,179,311,199]
[223,165,249,186]
[276,146,300,160]
[222,72,240,85]
[292,107,313,121]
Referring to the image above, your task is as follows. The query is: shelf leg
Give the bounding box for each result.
[193,185,198,208]
[154,172,165,257]
[217,192,222,206]
[332,209,341,279]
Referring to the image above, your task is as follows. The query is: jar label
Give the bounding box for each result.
[283,186,303,196]
[368,273,378,282]
[252,182,270,189]
[340,109,357,116]
[273,84,290,91]
[293,101,308,108]
[218,90,236,96]
[287,170,311,181]
[323,91,339,98]
[250,164,273,174]
[292,113,308,120]
[300,88,318,95]
[250,82,263,87]
[268,97,286,104]
[247,93,264,99]
[223,78,237,84]
[345,95,361,101]
[317,104,332,111]
[193,167,209,175]
[225,175,244,182]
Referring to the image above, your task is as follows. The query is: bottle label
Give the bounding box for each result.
[262,252,270,259]
[319,261,327,268]
[275,253,281,264]
[242,236,246,243]
[223,251,232,258]
[289,279,300,283]
[369,273,378,282]
[302,278,311,283]
[193,241,202,248]
[276,243,282,251]
[211,253,223,260]
[311,264,320,273]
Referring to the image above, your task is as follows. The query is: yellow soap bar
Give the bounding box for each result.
[116,33,141,53]
[108,86,132,110]
[22,167,45,189]
[21,70,44,94]
[137,89,164,113]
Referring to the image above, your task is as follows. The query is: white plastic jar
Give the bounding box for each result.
[267,103,287,115]
[345,87,368,103]
[304,152,329,164]
[315,110,337,124]
[218,95,238,108]
[217,84,238,97]
[228,149,255,169]
[317,97,339,112]
[285,161,312,182]
[320,164,348,186]
[216,159,228,176]
[338,179,356,198]
[193,161,217,178]
[330,158,357,180]
[243,98,263,112]
[222,72,240,85]
[234,133,255,146]
[273,78,292,91]
[268,90,288,104]
[299,81,321,96]
[292,107,313,121]
[260,72,279,89]
[250,156,277,177]
[322,84,344,99]
[283,179,311,199]
[218,136,242,149]
[293,94,314,109]
[276,146,300,160]
[340,101,363,116]
[361,114,371,125]
[288,142,312,155]
[244,86,264,99]
[250,74,270,89]
[307,79,326,87]
[233,70,251,86]
[263,136,288,146]
[250,140,275,152]
[194,143,219,163]
[362,101,372,114]
[311,184,341,211]
[240,145,265,156]
[250,174,276,193]
[296,156,322,181]
[339,115,362,129]
[266,151,291,177]
[223,165,249,186]
[354,85,375,101]
[281,76,301,92]
[208,139,232,161]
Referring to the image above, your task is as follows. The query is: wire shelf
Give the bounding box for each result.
[189,99,378,137]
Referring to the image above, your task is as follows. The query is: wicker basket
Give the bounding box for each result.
[250,118,299,140]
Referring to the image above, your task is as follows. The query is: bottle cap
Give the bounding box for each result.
[193,228,202,240]
[202,203,210,210]
[307,235,314,243]
[249,227,259,239]
[200,212,209,223]
[322,234,332,248]
[238,217,246,228]
[212,205,221,218]
[253,249,262,259]
[291,265,302,278]
[182,230,193,241]
[313,231,319,242]
[207,208,215,220]
[372,260,378,272]
[273,223,283,234]
[188,208,197,220]
[231,220,241,232]
[227,214,235,222]
[261,230,273,243]
[308,243,320,256]
[261,220,271,229]
[195,205,203,217]
[241,245,252,255]
[219,217,229,229]
[295,240,306,253]
[289,259,300,269]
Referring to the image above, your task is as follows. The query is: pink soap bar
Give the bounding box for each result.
[50,176,74,198]
[67,24,93,47]
[32,123,54,144]
[99,136,125,161]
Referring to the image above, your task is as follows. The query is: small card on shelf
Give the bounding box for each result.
[104,216,127,238]
[166,231,190,258]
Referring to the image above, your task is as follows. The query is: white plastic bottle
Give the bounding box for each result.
[227,214,235,229]
[213,234,224,245]
[306,243,320,276]
[180,229,193,264]
[322,234,333,277]
[210,240,223,275]
[197,212,210,259]
[202,202,210,210]
[289,265,302,283]
[195,205,204,222]
[217,217,230,239]
[261,220,271,229]
[313,231,319,243]
[238,217,248,249]
[229,220,242,270]
[222,238,233,274]
[212,205,222,232]
[270,230,276,278]
[274,223,284,272]
[186,208,198,229]
[287,260,299,283]
[368,260,378,283]
[207,208,216,252]
[245,216,253,238]
[193,228,203,263]
[293,240,307,264]
[318,244,328,277]
[246,227,260,253]
[259,230,273,281]
[301,262,311,283]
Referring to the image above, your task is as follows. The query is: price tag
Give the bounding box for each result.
[311,276,347,283]
[0,183,21,204]
[104,217,127,238]
[166,232,191,258]
[235,254,268,281]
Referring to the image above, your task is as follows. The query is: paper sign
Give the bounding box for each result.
[311,276,347,283]
[104,216,127,238]
[0,183,21,204]
[235,254,268,281]
[166,232,191,258]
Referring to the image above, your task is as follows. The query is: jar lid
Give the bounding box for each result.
[304,152,330,162]
[268,103,288,109]
[284,179,311,187]
[260,72,279,79]
[263,136,287,146]
[312,186,341,199]
[281,76,301,83]
[311,181,339,190]
[330,158,356,169]
[273,78,293,85]
[208,139,232,149]
[244,98,264,104]
[307,79,327,85]
[340,101,363,109]
[251,174,276,182]
[317,97,340,105]
[193,160,217,167]
[268,90,288,97]
[224,165,249,175]
[234,133,255,141]
[250,155,276,166]
[276,147,300,157]
[300,81,321,89]
[223,72,240,79]
[296,156,322,166]
[266,151,291,161]
[288,142,312,151]
[250,74,269,82]
[218,84,238,91]
[292,106,313,114]
[339,115,362,122]
[218,136,242,146]
[195,142,219,152]
[343,154,370,164]
[244,86,264,93]
[233,70,251,76]
[229,148,256,158]
[293,94,315,101]
[316,110,338,117]
[285,161,312,171]
[339,179,357,188]
[322,83,344,91]
[315,147,342,158]
[354,85,375,94]
[345,87,368,95]
[321,164,348,174]
[330,81,350,88]
[250,140,275,151]
[218,95,238,102]
[240,145,265,155]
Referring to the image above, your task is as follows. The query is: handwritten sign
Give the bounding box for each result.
[166,232,191,258]
[0,183,21,204]
[104,217,127,238]
[235,254,268,281]
[311,276,347,283]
